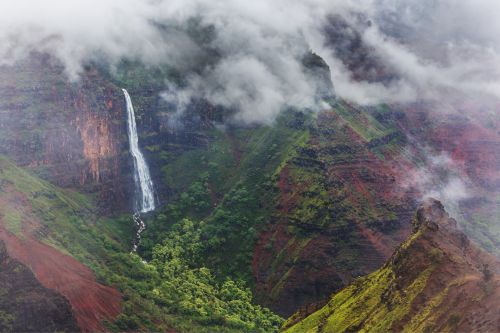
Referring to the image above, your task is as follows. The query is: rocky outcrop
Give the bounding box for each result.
[282,199,500,332]
[0,241,80,332]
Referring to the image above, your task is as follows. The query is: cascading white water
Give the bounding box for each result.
[123,88,156,213]
[131,213,146,252]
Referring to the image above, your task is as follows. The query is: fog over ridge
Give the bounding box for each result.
[0,0,499,123]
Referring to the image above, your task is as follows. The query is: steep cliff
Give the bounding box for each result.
[282,199,500,333]
[0,54,131,212]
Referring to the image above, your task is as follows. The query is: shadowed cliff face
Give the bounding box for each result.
[0,54,131,212]
[251,103,418,316]
[0,241,80,333]
[283,199,500,333]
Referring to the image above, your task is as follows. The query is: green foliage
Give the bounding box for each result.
[143,110,313,282]
[0,155,282,332]
[283,265,434,333]
[0,310,14,332]
[148,219,283,332]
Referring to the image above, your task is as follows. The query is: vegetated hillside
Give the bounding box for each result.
[137,100,421,317]
[0,155,283,332]
[0,155,122,331]
[282,199,500,333]
[112,42,497,313]
[0,49,498,332]
[113,55,499,317]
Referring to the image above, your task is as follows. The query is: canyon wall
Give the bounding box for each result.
[0,54,131,211]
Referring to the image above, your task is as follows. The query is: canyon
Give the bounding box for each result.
[0,48,498,333]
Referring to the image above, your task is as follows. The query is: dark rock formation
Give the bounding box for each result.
[0,241,80,332]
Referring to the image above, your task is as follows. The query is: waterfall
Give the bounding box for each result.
[132,213,146,252]
[123,88,156,213]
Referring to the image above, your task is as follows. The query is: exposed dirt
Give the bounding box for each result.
[0,184,121,332]
[0,241,80,332]
[0,227,122,332]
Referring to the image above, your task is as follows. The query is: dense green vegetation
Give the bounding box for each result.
[104,218,283,333]
[141,110,314,282]
[0,155,283,332]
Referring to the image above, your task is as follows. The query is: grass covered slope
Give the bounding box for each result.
[0,155,123,331]
[282,199,500,333]
[0,155,283,332]
[138,101,419,316]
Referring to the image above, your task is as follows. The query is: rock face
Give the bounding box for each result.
[0,54,132,212]
[283,199,500,333]
[0,241,80,332]
[253,104,416,316]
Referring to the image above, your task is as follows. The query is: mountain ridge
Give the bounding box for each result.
[282,198,500,332]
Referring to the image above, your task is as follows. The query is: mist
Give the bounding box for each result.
[401,149,471,216]
[1,0,498,124]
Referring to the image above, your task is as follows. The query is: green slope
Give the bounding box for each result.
[0,155,283,332]
[282,200,500,333]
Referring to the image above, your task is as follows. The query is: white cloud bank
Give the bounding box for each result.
[0,0,499,123]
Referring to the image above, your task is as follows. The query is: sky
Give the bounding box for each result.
[0,0,499,123]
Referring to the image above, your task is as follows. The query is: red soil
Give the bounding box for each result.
[0,228,121,332]
[0,188,121,332]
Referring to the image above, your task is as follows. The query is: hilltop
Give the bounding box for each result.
[283,199,500,333]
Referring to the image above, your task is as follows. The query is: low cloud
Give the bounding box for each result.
[0,0,499,123]
[401,149,471,219]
